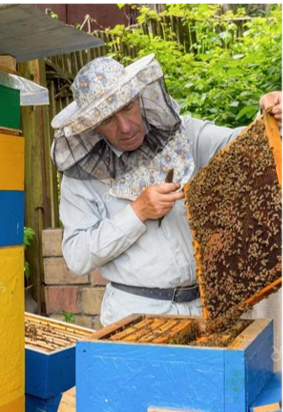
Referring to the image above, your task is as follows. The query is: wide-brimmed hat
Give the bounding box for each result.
[51,53,164,137]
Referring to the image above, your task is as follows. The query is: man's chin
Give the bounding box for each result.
[121,134,145,151]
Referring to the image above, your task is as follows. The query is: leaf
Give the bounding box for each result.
[235,104,259,120]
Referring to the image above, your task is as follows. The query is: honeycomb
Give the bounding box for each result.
[184,111,282,331]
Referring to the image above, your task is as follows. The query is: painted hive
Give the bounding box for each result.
[184,111,282,331]
[25,313,94,399]
[0,83,25,412]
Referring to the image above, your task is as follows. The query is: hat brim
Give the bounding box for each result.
[51,54,163,137]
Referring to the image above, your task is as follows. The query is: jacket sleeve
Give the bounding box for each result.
[59,176,146,275]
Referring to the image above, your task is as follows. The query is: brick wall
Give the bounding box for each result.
[43,228,107,330]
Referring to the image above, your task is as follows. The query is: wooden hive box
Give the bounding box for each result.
[25,313,94,405]
[76,314,274,412]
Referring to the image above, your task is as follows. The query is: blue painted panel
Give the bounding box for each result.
[224,349,246,412]
[26,346,76,399]
[224,320,274,412]
[25,349,49,397]
[245,321,274,406]
[26,393,62,412]
[76,342,225,412]
[250,371,282,410]
[0,190,24,246]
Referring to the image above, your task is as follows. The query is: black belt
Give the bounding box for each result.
[111,282,200,303]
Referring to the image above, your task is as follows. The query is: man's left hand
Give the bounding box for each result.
[259,91,282,127]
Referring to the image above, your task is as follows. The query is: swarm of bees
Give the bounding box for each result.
[185,111,282,332]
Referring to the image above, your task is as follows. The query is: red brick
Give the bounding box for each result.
[45,286,80,314]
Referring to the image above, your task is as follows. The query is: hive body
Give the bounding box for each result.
[77,314,274,412]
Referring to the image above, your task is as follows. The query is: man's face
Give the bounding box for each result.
[95,98,145,152]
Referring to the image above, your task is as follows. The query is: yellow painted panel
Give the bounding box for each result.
[0,396,25,412]
[0,133,24,191]
[0,246,25,408]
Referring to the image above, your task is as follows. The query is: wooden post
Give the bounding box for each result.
[18,59,59,311]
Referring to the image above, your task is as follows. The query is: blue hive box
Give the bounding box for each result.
[76,314,274,412]
[25,313,94,411]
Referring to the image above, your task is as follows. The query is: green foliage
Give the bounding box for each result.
[62,310,76,324]
[106,4,282,128]
[24,226,35,282]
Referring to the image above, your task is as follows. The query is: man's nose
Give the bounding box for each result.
[115,114,132,133]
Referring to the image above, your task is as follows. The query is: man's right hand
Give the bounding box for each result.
[131,183,185,222]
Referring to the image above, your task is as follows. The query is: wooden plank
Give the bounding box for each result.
[0,55,17,74]
[0,84,20,129]
[251,403,281,412]
[58,387,76,412]
[19,59,54,292]
[224,319,273,411]
[0,191,24,247]
[87,314,144,340]
[0,133,24,191]
[25,345,76,398]
[0,247,24,409]
[0,127,21,136]
[229,319,271,349]
[0,396,25,412]
[76,340,225,412]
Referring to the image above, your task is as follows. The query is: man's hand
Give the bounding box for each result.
[131,183,184,222]
[259,91,282,127]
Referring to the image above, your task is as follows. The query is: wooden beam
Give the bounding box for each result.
[0,55,17,74]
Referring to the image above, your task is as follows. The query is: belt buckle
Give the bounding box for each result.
[171,286,180,303]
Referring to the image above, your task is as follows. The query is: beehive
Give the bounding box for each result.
[25,313,94,409]
[77,314,274,412]
[184,111,282,331]
[0,84,25,412]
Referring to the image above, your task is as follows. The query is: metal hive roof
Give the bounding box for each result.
[0,4,104,62]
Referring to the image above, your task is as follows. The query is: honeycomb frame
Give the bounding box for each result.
[184,111,282,330]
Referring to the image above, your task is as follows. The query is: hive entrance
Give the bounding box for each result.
[184,111,282,330]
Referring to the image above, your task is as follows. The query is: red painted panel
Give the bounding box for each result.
[29,4,133,30]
